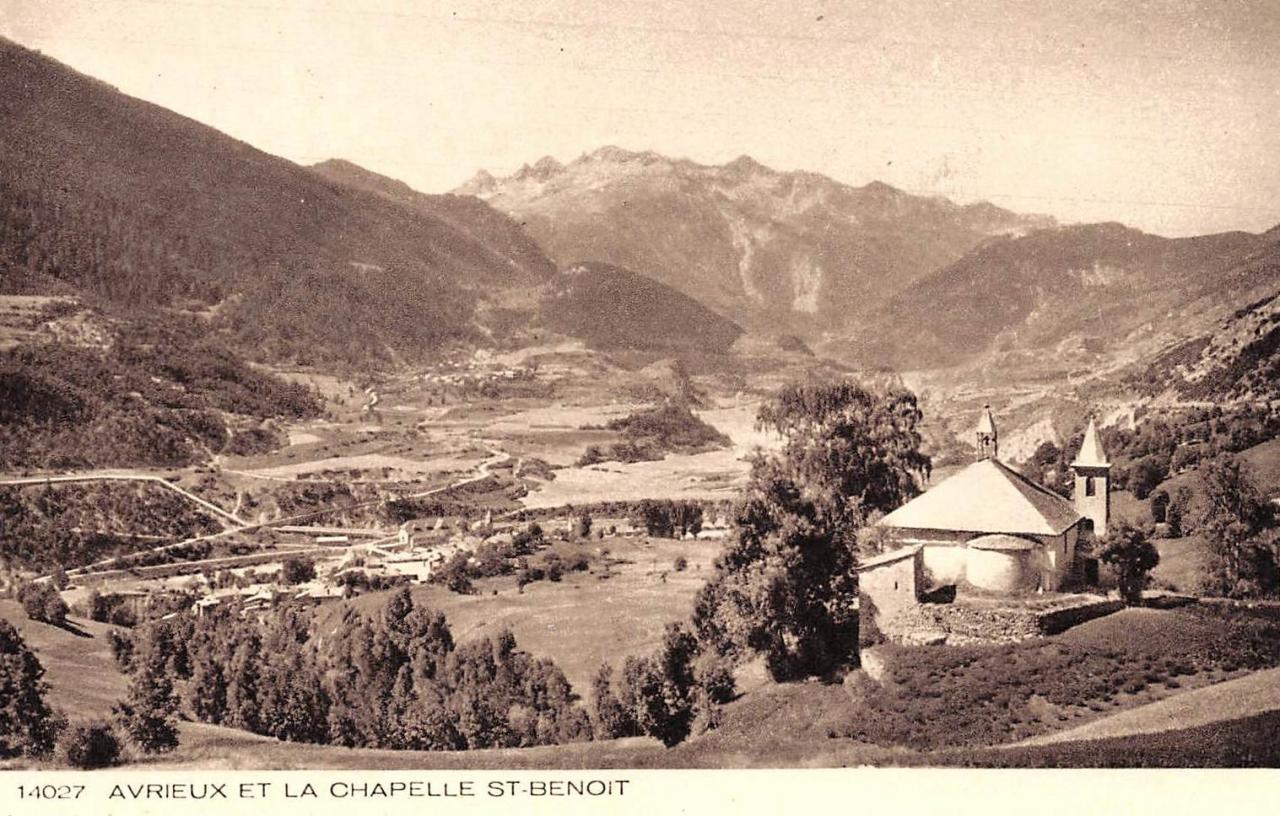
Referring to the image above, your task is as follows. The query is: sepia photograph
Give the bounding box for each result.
[1,0,1279,785]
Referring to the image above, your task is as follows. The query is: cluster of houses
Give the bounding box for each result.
[419,355,537,401]
[82,500,730,622]
[191,581,345,617]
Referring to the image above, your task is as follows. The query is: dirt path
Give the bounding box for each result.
[0,471,245,526]
[1019,666,1280,746]
[61,448,508,578]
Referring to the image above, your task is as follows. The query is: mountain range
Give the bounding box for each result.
[3,34,1278,394]
[0,38,740,364]
[457,148,1054,338]
[855,222,1280,371]
[462,149,1280,385]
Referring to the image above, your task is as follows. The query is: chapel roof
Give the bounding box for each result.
[877,457,1082,537]
[967,534,1037,551]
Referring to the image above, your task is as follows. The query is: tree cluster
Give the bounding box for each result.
[17,581,68,626]
[0,330,320,470]
[0,619,60,759]
[431,524,548,593]
[590,623,732,747]
[1193,456,1279,598]
[577,401,732,466]
[130,589,592,751]
[632,500,704,538]
[0,481,219,571]
[1019,405,1280,501]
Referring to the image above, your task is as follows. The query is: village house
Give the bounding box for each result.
[862,407,1111,611]
[398,517,444,548]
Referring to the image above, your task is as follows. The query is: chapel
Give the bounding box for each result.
[864,406,1111,600]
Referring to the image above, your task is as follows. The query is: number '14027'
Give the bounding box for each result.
[17,784,85,799]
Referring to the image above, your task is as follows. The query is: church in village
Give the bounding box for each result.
[859,406,1112,614]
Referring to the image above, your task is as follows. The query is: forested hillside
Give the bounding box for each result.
[542,262,743,354]
[0,38,552,366]
[0,318,320,470]
[1128,291,1280,404]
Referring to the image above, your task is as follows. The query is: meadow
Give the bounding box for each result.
[321,533,723,696]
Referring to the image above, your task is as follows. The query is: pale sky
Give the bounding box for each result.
[2,0,1278,236]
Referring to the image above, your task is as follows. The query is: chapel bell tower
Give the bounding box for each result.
[975,404,998,461]
[1071,417,1111,536]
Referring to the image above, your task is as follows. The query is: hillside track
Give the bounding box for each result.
[19,447,512,579]
[0,471,246,526]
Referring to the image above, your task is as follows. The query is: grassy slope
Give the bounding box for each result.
[319,535,721,696]
[1109,436,1280,593]
[0,600,126,720]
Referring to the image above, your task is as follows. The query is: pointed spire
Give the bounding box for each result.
[976,404,996,436]
[1072,418,1110,467]
[975,404,998,460]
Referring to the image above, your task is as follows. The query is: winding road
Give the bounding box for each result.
[4,444,514,579]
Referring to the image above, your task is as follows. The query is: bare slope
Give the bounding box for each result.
[854,222,1280,371]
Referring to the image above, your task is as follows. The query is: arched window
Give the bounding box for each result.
[1085,476,1096,497]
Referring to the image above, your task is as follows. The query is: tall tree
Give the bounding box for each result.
[693,380,930,680]
[1098,521,1160,605]
[0,620,60,758]
[113,643,179,754]
[1197,456,1277,596]
[590,663,636,739]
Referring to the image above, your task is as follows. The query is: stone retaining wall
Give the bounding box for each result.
[877,596,1123,646]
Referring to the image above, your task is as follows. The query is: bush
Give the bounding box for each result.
[280,557,316,585]
[107,629,134,672]
[59,721,121,769]
[695,654,737,705]
[673,556,689,572]
[88,590,111,623]
[545,555,564,583]
[19,582,67,626]
[1150,490,1170,524]
[445,569,475,595]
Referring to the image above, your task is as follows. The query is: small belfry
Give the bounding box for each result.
[975,404,998,461]
[1071,417,1111,537]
